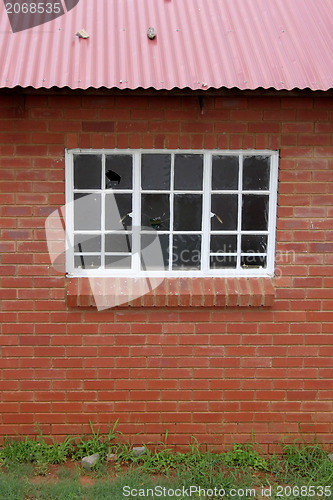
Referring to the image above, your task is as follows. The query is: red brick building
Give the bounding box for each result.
[0,0,332,452]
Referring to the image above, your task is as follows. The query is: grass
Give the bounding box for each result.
[0,424,332,499]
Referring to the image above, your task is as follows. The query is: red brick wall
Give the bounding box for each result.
[0,93,332,452]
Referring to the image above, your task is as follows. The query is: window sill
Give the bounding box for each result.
[66,277,275,309]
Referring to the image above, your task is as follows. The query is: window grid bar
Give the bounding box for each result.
[202,152,211,273]
[132,153,140,273]
[101,154,106,269]
[169,153,175,271]
[236,155,243,269]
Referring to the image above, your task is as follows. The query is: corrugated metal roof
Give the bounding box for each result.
[0,0,332,91]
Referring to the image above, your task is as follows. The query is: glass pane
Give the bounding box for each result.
[173,235,201,270]
[105,194,132,230]
[243,156,270,191]
[105,234,132,253]
[242,195,269,231]
[74,155,101,189]
[211,194,238,231]
[141,194,170,230]
[74,234,101,253]
[212,155,239,190]
[74,193,101,230]
[141,234,169,270]
[174,154,203,190]
[141,154,171,190]
[241,255,267,268]
[74,255,101,269]
[106,155,132,189]
[241,234,268,254]
[210,234,237,253]
[210,255,237,269]
[105,255,131,269]
[174,194,202,231]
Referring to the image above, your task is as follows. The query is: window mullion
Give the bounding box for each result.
[202,152,211,273]
[101,154,106,270]
[236,155,243,270]
[132,152,140,273]
[169,153,175,272]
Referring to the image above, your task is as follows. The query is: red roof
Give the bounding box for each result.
[0,0,332,91]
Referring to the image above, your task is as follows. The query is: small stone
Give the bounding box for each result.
[133,446,146,457]
[107,453,117,462]
[328,453,333,462]
[81,453,100,470]
[147,27,156,40]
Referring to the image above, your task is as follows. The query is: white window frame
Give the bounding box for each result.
[65,149,279,278]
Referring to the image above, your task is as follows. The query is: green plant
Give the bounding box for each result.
[223,443,269,471]
[72,419,120,461]
[0,428,74,472]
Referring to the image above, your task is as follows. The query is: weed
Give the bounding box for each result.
[72,420,120,462]
[223,443,269,471]
[0,428,74,475]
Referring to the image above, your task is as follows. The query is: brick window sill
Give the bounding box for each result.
[66,277,275,309]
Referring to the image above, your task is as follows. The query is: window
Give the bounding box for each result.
[65,150,278,277]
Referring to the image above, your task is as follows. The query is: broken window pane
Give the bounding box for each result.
[173,234,201,270]
[74,193,101,230]
[74,155,101,189]
[141,234,169,270]
[174,154,203,190]
[241,255,267,268]
[105,233,132,253]
[105,194,132,230]
[212,155,239,190]
[242,195,269,231]
[74,234,101,253]
[241,234,268,254]
[174,194,202,231]
[141,194,170,230]
[210,255,237,269]
[105,155,132,189]
[105,255,132,269]
[210,234,237,254]
[211,194,238,230]
[141,154,171,190]
[243,156,270,191]
[74,255,101,269]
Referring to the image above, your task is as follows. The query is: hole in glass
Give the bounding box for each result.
[141,194,170,231]
[106,155,132,189]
